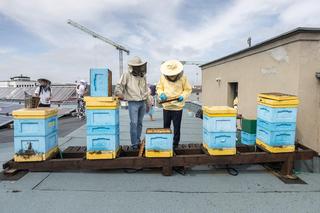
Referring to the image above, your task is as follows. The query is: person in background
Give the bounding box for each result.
[147,85,155,121]
[76,80,88,119]
[156,60,192,148]
[115,56,149,149]
[76,80,88,98]
[34,78,52,107]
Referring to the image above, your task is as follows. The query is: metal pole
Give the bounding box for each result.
[119,50,123,77]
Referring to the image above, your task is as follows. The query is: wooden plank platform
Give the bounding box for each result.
[2,143,317,178]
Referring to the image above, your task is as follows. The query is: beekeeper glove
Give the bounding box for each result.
[159,93,167,101]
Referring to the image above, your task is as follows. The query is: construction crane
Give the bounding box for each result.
[180,61,204,66]
[67,19,130,76]
[161,60,204,66]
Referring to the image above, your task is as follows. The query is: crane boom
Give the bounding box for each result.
[180,61,204,66]
[67,19,129,53]
[67,19,129,76]
[161,60,204,66]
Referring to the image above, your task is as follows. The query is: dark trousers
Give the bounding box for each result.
[39,103,51,107]
[163,109,183,146]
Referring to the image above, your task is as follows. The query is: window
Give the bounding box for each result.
[227,82,238,108]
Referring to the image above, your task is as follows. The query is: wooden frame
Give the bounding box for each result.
[3,143,316,178]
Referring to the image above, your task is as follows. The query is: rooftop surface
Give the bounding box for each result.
[1,108,320,213]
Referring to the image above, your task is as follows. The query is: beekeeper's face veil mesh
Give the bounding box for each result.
[128,56,147,77]
[131,63,147,77]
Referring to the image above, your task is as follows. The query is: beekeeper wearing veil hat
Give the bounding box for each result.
[156,60,192,148]
[115,56,149,149]
[34,78,52,107]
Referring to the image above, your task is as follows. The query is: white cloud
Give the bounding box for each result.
[0,0,319,85]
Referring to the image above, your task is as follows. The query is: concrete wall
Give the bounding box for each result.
[202,34,320,153]
[202,41,301,117]
[297,40,320,152]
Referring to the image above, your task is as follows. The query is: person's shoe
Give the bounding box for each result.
[132,144,140,150]
[173,144,179,150]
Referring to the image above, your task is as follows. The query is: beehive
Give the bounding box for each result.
[256,93,298,153]
[202,106,237,155]
[13,108,59,162]
[84,95,120,160]
[240,118,257,145]
[145,128,173,158]
[241,131,256,146]
[241,118,257,134]
[90,68,112,97]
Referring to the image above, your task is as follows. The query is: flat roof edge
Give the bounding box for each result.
[200,27,320,68]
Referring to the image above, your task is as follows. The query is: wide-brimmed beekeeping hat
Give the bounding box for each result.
[160,59,183,76]
[128,56,147,67]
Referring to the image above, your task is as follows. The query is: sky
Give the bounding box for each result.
[0,0,320,85]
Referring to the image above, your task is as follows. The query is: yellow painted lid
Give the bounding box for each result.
[202,106,236,114]
[258,102,298,108]
[86,106,119,110]
[258,93,298,101]
[84,96,119,107]
[13,108,58,118]
[84,96,117,102]
[85,101,119,107]
[258,93,299,107]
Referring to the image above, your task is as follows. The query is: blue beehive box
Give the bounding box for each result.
[12,108,59,161]
[203,115,236,132]
[90,68,109,97]
[203,129,236,149]
[241,131,256,145]
[14,131,58,154]
[86,109,119,126]
[257,105,297,123]
[257,119,296,131]
[14,116,58,137]
[256,125,296,147]
[87,134,119,152]
[87,125,119,135]
[145,132,173,151]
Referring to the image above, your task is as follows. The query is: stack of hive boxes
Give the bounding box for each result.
[256,93,299,153]
[85,68,120,160]
[145,128,173,158]
[13,108,59,162]
[241,118,257,145]
[202,106,237,155]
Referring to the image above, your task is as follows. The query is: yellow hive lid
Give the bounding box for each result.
[258,93,298,101]
[86,106,119,110]
[84,96,119,108]
[84,96,116,102]
[258,93,299,107]
[13,108,58,118]
[202,106,236,114]
[85,101,119,108]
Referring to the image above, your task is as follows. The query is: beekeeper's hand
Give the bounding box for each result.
[159,93,167,101]
[178,96,184,102]
[117,94,124,100]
